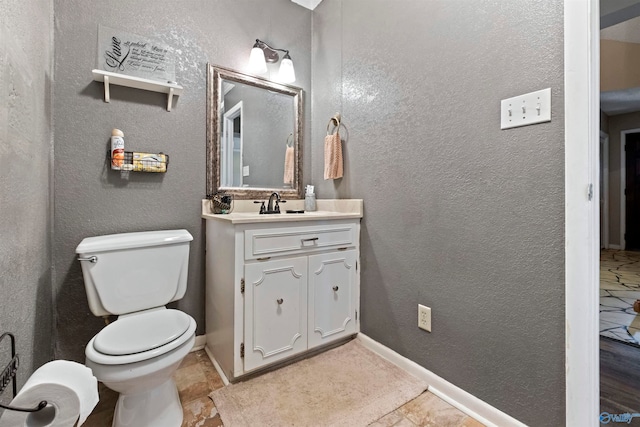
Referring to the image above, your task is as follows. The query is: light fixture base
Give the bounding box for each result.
[263,47,279,63]
[255,40,280,63]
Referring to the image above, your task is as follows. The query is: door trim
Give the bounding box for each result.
[600,131,609,249]
[222,101,243,187]
[565,0,600,425]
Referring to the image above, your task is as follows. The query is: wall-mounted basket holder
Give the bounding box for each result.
[0,332,48,413]
[108,150,169,173]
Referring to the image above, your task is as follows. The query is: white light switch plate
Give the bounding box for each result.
[500,88,551,130]
[242,165,250,176]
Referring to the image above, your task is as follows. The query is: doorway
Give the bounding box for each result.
[625,133,640,250]
[599,11,640,421]
[222,101,243,187]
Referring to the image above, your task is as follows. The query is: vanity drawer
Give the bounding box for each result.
[245,223,357,260]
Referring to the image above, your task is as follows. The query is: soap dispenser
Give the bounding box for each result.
[304,185,316,212]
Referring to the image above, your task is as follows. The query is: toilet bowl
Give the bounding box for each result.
[76,230,195,427]
[86,310,196,427]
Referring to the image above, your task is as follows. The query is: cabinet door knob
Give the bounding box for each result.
[332,286,339,292]
[277,298,284,305]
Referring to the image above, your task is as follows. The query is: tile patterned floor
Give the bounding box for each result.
[600,250,640,345]
[83,349,484,427]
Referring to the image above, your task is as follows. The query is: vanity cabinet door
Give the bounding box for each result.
[308,250,358,349]
[244,257,308,372]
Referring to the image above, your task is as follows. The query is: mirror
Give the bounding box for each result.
[206,64,304,199]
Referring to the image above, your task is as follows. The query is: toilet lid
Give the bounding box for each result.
[94,309,191,356]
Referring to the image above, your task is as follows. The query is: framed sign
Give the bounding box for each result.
[97,25,176,83]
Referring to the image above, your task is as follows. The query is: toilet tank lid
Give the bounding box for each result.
[76,229,193,253]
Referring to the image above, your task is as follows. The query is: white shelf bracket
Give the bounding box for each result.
[104,75,110,103]
[167,87,174,112]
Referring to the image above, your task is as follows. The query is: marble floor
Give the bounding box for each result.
[600,250,640,345]
[83,349,484,427]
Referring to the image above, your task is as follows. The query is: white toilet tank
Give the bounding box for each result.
[76,229,193,317]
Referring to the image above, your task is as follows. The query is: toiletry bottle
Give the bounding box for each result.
[111,129,125,170]
[305,187,317,212]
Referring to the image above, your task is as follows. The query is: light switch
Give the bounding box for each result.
[500,88,551,130]
[242,165,250,177]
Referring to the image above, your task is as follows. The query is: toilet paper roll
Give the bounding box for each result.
[0,360,99,427]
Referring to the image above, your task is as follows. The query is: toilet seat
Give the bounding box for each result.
[86,309,196,365]
[95,309,191,356]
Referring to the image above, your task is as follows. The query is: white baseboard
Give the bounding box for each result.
[357,333,526,427]
[608,244,621,250]
[190,334,207,352]
[204,345,230,386]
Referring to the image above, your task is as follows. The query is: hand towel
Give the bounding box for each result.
[324,131,343,180]
[284,146,295,185]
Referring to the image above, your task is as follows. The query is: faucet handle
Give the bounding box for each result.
[274,199,286,213]
[253,200,266,214]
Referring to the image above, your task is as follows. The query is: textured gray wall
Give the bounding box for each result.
[7,1,568,422]
[607,111,640,247]
[52,0,311,361]
[0,0,54,391]
[312,1,565,425]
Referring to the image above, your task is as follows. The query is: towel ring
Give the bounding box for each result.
[326,113,341,135]
[286,133,293,148]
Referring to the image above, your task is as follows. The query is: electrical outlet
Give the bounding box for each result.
[418,304,431,332]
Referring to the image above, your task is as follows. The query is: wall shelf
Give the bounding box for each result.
[92,69,183,111]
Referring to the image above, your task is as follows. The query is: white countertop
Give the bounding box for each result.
[201,199,363,224]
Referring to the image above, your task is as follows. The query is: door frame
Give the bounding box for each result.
[601,131,609,249]
[565,0,600,425]
[222,101,243,187]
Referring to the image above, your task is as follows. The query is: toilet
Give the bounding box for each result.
[76,229,196,427]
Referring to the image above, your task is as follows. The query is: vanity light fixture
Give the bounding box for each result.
[248,39,296,83]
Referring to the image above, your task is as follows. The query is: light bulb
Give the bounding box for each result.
[278,57,296,83]
[249,47,267,74]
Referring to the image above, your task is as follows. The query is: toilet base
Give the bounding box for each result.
[112,378,182,427]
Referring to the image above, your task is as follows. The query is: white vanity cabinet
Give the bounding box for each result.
[204,210,361,382]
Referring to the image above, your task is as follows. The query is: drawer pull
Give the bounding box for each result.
[257,257,271,261]
[301,237,319,245]
[277,298,284,305]
[337,247,348,251]
[332,286,339,292]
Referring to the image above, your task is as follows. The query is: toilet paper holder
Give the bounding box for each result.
[0,332,48,413]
